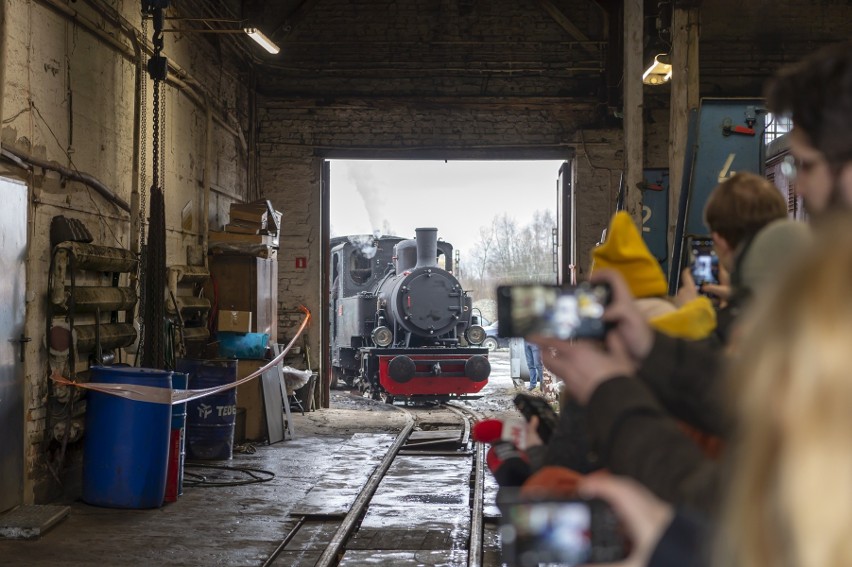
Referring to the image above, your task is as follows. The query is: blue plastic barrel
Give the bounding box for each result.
[82,366,172,509]
[176,359,238,460]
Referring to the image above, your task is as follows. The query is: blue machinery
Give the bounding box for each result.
[621,99,767,293]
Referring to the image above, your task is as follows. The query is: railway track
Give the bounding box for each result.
[260,400,491,567]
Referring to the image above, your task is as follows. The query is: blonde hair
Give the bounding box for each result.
[717,213,852,567]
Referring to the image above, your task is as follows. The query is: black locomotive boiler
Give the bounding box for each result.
[330,227,491,402]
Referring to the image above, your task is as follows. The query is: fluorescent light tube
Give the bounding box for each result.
[244,28,280,55]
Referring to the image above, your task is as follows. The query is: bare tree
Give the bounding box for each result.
[461,209,556,302]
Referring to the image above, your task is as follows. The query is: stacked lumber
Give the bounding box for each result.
[209,199,282,257]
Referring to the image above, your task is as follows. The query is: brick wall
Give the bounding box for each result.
[700,0,852,96]
[1,1,250,503]
[258,98,613,364]
[256,0,618,369]
[571,128,624,278]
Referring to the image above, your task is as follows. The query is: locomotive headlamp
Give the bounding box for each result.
[371,326,394,347]
[465,325,486,346]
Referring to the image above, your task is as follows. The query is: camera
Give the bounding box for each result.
[513,393,559,444]
[500,496,628,566]
[496,282,611,340]
[688,236,719,288]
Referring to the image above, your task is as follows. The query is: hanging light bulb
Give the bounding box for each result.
[642,54,673,85]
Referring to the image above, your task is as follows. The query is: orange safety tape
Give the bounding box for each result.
[51,306,312,405]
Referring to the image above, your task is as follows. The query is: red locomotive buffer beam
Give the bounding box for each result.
[378,353,490,396]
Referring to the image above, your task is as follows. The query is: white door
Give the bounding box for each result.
[0,178,27,513]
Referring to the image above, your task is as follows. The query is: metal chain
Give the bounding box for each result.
[142,7,168,369]
[152,82,160,199]
[140,16,148,247]
[159,81,166,190]
[151,8,163,200]
[136,16,150,365]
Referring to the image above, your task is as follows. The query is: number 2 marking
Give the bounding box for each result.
[642,206,652,233]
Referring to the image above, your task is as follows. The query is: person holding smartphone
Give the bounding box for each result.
[529,40,852,567]
[577,213,852,567]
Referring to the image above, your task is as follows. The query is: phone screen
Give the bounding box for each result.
[496,284,609,340]
[689,237,719,287]
[500,499,626,566]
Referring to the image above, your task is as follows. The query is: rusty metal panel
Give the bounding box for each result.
[52,286,137,313]
[55,242,138,272]
[73,323,136,353]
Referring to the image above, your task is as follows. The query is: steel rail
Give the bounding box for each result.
[468,440,486,567]
[445,402,486,567]
[260,516,306,567]
[313,406,416,567]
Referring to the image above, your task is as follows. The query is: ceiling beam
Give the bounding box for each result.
[534,0,599,55]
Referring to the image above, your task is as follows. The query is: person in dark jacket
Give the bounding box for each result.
[534,40,852,567]
[524,185,801,512]
[578,212,852,567]
[523,211,719,477]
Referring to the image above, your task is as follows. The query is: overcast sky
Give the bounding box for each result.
[330,160,565,258]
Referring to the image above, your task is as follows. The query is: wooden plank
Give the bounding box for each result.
[623,0,644,225]
[274,344,295,440]
[668,6,700,269]
[262,363,286,444]
[406,430,462,442]
[340,550,468,566]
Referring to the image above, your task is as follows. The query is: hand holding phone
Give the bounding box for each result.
[500,496,628,566]
[578,474,676,567]
[497,282,612,341]
[688,236,720,290]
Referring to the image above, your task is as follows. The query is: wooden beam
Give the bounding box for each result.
[623,0,644,225]
[535,0,599,55]
[668,6,699,270]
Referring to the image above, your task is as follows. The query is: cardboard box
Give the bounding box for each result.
[219,310,252,333]
[236,359,267,441]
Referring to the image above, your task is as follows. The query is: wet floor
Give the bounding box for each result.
[1,350,527,566]
[0,436,361,566]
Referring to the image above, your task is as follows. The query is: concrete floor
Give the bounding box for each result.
[0,351,535,566]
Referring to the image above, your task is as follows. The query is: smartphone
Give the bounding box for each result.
[496,283,611,340]
[500,497,628,566]
[688,236,719,288]
[513,393,559,444]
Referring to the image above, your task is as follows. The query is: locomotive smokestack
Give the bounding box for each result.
[415,227,439,269]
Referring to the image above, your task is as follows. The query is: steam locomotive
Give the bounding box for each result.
[330,228,491,402]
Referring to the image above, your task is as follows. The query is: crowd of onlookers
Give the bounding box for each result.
[511,41,852,566]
